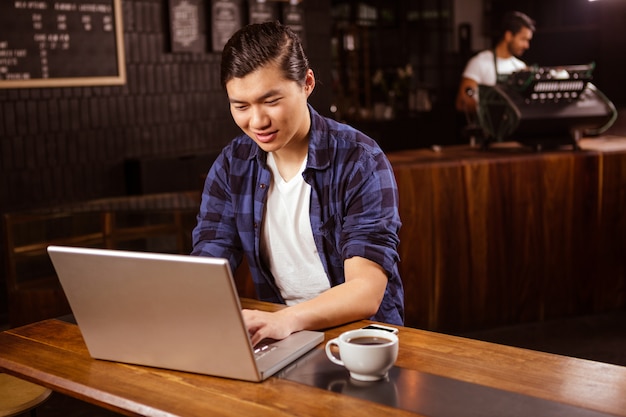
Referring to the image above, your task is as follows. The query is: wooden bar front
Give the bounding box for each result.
[389,139,626,331]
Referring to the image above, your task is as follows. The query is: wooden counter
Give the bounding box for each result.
[389,138,626,331]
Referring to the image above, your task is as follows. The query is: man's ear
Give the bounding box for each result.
[304,69,316,96]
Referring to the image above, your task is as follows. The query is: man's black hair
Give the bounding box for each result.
[500,11,536,39]
[220,21,309,89]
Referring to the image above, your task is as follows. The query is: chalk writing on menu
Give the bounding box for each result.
[211,0,242,52]
[0,0,125,87]
[169,0,206,53]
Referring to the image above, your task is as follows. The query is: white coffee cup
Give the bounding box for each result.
[325,328,398,381]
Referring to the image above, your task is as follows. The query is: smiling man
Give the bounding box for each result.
[455,11,536,114]
[191,22,404,346]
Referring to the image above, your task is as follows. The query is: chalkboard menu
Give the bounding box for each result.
[211,0,243,52]
[168,0,206,53]
[0,0,125,88]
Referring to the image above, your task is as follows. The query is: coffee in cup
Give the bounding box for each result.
[325,328,398,381]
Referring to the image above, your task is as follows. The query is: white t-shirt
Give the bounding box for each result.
[462,49,526,85]
[260,153,330,306]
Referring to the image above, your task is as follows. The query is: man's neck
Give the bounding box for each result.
[271,140,309,182]
[494,42,512,59]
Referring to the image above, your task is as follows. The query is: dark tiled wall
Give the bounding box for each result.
[0,0,332,213]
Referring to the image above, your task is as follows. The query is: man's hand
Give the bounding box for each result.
[456,77,479,113]
[242,308,295,346]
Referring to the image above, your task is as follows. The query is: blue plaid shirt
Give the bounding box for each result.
[191,106,404,325]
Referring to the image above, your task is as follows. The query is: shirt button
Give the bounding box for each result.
[254,222,258,228]
[260,183,267,189]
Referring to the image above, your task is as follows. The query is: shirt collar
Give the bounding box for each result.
[305,104,332,171]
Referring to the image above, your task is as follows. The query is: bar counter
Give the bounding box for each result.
[388,137,626,330]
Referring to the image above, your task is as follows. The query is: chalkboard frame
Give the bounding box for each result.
[0,0,126,89]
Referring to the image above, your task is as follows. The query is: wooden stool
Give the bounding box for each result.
[0,373,52,417]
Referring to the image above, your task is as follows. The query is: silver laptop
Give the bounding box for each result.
[47,245,324,382]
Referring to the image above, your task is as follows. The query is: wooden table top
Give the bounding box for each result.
[1,299,625,417]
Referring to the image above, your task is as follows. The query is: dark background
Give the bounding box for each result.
[2,0,625,212]
[1,0,625,321]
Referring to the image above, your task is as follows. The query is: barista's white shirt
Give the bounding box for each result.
[462,49,526,85]
[260,152,330,306]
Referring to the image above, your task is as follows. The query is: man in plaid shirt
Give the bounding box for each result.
[192,22,404,345]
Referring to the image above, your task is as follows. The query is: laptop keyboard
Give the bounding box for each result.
[254,343,278,360]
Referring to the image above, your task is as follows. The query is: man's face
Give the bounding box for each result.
[506,27,533,58]
[225,61,314,155]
